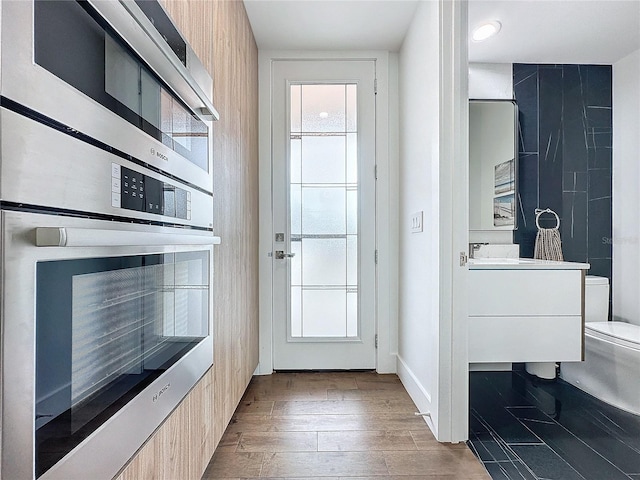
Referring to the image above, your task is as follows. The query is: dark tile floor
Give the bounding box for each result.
[468,367,640,480]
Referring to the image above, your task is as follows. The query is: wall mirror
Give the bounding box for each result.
[469,100,518,232]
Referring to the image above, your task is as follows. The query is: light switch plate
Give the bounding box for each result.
[411,211,423,233]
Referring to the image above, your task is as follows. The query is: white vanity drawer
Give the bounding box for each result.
[468,315,583,363]
[469,269,582,316]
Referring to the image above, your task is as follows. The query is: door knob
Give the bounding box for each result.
[275,250,295,259]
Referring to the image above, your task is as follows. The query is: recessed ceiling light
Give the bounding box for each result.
[319,112,329,118]
[472,21,502,42]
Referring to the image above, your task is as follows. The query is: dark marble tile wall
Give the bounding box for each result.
[513,64,612,285]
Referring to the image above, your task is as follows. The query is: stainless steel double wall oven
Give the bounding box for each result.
[0,1,219,479]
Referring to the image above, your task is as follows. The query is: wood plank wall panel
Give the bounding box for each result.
[155,399,191,480]
[115,430,157,480]
[114,1,259,479]
[189,367,216,472]
[209,0,260,449]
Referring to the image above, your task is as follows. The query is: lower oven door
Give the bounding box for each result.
[1,210,217,480]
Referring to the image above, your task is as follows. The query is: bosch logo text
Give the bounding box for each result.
[150,148,169,161]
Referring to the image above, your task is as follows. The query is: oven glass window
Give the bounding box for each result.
[34,251,209,478]
[33,0,209,172]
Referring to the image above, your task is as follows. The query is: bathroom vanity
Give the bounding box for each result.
[467,101,591,372]
[468,258,590,365]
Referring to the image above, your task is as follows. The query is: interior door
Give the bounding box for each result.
[271,60,376,370]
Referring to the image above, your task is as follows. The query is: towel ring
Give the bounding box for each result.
[535,208,560,230]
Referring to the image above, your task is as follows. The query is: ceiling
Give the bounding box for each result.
[468,0,640,64]
[243,0,419,51]
[243,0,640,64]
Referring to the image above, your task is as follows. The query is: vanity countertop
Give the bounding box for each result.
[468,257,590,270]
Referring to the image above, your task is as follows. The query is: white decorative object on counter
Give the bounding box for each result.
[472,244,519,258]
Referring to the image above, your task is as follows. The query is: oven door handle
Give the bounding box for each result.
[35,227,221,247]
[92,0,220,121]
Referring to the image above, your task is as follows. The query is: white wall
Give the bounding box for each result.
[469,63,512,100]
[397,0,440,431]
[397,0,468,442]
[613,48,640,326]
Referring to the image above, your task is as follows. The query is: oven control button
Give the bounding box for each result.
[144,176,164,215]
[121,166,144,211]
[111,192,121,208]
[111,178,121,193]
[111,163,121,179]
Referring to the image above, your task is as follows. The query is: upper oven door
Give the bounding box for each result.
[0,0,216,194]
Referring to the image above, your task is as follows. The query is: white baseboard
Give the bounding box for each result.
[253,364,273,376]
[396,354,437,438]
[377,353,398,374]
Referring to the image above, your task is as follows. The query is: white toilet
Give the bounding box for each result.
[526,275,609,380]
[561,275,640,416]
[584,275,610,323]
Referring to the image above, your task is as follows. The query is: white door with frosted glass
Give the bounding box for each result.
[272,60,376,370]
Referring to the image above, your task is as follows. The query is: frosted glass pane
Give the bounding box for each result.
[347,235,357,286]
[302,85,346,133]
[346,85,357,132]
[347,188,357,235]
[303,289,346,337]
[347,133,358,184]
[301,136,346,184]
[291,286,302,337]
[347,291,358,337]
[290,240,302,286]
[302,238,346,286]
[288,82,363,341]
[290,138,302,184]
[302,187,345,234]
[290,241,302,286]
[290,185,302,235]
[291,85,301,132]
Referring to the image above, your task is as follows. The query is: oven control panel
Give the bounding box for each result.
[111,163,191,220]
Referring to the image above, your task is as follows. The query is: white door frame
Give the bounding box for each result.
[439,0,469,443]
[257,50,396,374]
[271,60,376,369]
